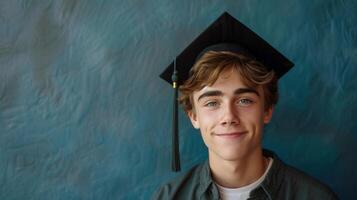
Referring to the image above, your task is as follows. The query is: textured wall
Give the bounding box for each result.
[0,0,356,199]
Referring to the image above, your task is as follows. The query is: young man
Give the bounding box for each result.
[154,12,338,200]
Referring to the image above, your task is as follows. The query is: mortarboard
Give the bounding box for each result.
[159,12,294,172]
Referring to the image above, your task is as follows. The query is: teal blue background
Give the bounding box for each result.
[0,0,356,199]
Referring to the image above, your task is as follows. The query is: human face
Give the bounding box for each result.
[188,68,273,162]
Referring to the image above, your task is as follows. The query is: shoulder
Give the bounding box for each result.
[273,157,338,199]
[151,163,208,200]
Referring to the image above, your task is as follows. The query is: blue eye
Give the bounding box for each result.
[238,99,253,106]
[205,101,218,107]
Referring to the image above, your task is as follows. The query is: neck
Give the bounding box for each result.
[209,148,267,188]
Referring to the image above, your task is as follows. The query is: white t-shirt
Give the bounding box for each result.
[215,158,273,200]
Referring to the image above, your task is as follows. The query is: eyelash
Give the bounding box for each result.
[238,98,254,106]
[204,101,219,107]
[203,98,254,108]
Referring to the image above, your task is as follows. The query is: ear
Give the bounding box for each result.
[188,110,200,129]
[263,106,274,124]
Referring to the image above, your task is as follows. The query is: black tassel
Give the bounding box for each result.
[171,59,180,172]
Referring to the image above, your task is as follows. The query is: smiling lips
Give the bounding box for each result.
[215,131,248,139]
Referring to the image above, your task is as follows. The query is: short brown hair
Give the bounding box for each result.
[179,51,278,112]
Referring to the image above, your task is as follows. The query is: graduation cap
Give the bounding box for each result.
[159,12,294,172]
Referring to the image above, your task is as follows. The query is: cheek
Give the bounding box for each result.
[197,110,220,131]
[237,107,265,125]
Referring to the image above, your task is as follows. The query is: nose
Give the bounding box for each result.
[220,102,239,126]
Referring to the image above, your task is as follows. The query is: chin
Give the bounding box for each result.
[212,146,248,161]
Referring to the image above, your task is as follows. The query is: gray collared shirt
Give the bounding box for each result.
[152,150,338,200]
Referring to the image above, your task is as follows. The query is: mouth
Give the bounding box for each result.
[215,131,248,139]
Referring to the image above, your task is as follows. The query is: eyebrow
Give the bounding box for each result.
[234,88,259,96]
[197,88,259,102]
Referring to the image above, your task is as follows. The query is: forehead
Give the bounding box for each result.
[193,68,263,98]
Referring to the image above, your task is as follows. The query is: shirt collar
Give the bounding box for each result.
[197,149,285,199]
[198,160,220,198]
[250,149,285,199]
